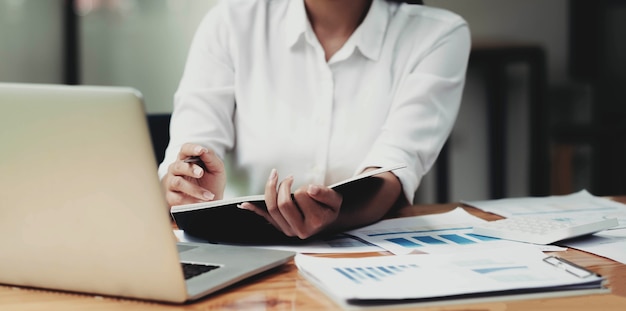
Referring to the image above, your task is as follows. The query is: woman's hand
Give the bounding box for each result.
[240,169,343,239]
[161,143,226,208]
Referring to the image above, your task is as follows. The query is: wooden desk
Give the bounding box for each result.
[2,197,626,310]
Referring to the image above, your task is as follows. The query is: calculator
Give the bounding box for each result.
[471,217,619,245]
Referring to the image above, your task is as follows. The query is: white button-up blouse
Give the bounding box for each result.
[158,0,471,203]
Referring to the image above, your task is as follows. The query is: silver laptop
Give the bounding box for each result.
[0,83,294,303]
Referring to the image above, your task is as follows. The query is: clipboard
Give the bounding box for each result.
[543,256,597,279]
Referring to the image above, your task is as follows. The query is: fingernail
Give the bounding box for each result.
[237,202,254,211]
[308,184,320,195]
[203,191,215,200]
[194,146,205,154]
[269,168,277,181]
[194,167,203,177]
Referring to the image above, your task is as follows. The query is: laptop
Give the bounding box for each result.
[0,83,295,303]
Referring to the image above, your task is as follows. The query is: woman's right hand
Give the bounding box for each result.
[161,143,226,208]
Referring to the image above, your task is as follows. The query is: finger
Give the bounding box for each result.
[178,143,208,160]
[289,191,323,237]
[170,144,207,177]
[166,175,215,201]
[183,156,208,172]
[177,144,224,176]
[165,188,213,207]
[276,176,307,232]
[306,185,343,211]
[169,158,204,179]
[197,148,224,174]
[265,170,295,236]
[165,189,198,207]
[288,186,342,238]
[264,169,278,209]
[238,202,280,229]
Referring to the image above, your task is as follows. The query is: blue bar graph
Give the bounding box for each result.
[439,234,476,245]
[334,267,359,283]
[467,233,500,241]
[355,221,514,255]
[356,267,379,281]
[386,237,421,247]
[367,266,386,278]
[413,236,446,245]
[377,266,394,275]
[334,264,419,284]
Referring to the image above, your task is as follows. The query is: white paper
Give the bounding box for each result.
[463,190,626,229]
[462,190,626,262]
[295,246,605,303]
[561,228,626,264]
[346,208,565,255]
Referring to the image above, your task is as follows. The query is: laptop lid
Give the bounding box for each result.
[0,83,294,303]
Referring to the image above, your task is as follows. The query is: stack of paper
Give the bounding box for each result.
[295,247,607,308]
[463,190,626,264]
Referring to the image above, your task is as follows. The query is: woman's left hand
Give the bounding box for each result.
[239,169,343,239]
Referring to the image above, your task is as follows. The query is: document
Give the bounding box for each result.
[295,246,608,308]
[347,208,565,255]
[463,190,626,229]
[561,228,626,264]
[462,190,626,262]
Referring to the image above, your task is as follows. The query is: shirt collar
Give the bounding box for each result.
[353,0,389,61]
[284,0,390,61]
[284,0,308,49]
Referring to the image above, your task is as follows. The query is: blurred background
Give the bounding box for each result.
[1,0,624,203]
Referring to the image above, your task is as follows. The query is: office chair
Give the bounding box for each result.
[147,113,171,165]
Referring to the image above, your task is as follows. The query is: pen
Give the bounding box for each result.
[183,156,208,172]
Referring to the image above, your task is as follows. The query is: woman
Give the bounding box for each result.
[159,0,470,239]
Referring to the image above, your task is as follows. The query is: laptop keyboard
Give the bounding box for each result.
[181,262,220,280]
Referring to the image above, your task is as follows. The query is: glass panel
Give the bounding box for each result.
[0,0,63,83]
[79,0,218,113]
